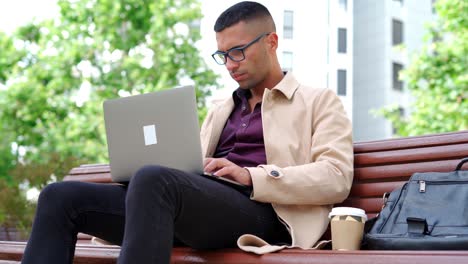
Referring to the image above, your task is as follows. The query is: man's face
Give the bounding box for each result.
[215,22,270,90]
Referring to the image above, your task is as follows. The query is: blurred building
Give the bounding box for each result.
[353,0,437,141]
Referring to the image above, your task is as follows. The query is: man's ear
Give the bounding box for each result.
[266,32,279,50]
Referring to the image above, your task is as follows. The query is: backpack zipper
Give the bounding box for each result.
[417,180,468,193]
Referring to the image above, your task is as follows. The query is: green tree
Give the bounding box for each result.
[0,0,218,238]
[378,0,467,137]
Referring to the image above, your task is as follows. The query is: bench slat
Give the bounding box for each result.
[338,197,384,214]
[69,165,110,175]
[353,131,468,153]
[354,159,464,181]
[64,173,112,183]
[349,181,406,198]
[3,241,468,264]
[355,143,468,166]
[63,159,468,184]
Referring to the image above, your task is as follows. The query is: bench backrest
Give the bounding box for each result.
[64,130,468,220]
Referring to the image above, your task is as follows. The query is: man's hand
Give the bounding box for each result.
[203,158,253,186]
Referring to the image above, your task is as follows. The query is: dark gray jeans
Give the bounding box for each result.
[21,165,289,264]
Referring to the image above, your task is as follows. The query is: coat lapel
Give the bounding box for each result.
[205,98,234,157]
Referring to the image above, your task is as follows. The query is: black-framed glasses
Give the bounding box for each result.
[211,32,271,65]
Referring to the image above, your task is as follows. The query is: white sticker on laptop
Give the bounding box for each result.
[143,124,157,146]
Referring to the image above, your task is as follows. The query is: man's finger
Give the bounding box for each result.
[204,159,223,173]
[203,158,213,167]
[213,166,234,178]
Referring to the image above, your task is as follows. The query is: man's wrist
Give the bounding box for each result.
[244,168,253,186]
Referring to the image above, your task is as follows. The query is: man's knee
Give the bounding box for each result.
[128,165,185,203]
[39,182,65,202]
[131,165,180,188]
[37,181,80,213]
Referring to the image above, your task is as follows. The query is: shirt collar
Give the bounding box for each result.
[231,87,251,106]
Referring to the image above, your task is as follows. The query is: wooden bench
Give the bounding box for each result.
[1,130,468,263]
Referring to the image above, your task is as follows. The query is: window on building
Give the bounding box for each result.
[392,19,404,46]
[282,51,293,72]
[338,28,347,53]
[337,69,347,96]
[432,0,437,14]
[339,0,347,11]
[393,0,404,6]
[398,106,405,117]
[283,10,294,39]
[392,62,404,91]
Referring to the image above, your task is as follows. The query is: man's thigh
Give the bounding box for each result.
[167,170,286,249]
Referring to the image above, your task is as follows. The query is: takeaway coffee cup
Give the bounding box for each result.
[328,207,367,250]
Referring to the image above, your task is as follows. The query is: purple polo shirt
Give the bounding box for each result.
[213,88,266,168]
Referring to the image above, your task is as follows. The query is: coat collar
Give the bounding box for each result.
[270,71,300,100]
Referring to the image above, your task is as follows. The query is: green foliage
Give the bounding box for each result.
[0,0,218,237]
[378,0,467,137]
[0,180,35,240]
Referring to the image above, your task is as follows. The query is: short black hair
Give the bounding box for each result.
[214,1,275,32]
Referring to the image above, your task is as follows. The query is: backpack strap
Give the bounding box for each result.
[455,157,468,171]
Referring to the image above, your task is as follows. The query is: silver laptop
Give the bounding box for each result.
[103,85,248,189]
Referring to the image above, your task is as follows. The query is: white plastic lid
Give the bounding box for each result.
[328,207,367,220]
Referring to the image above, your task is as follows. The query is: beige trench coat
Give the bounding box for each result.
[200,72,354,254]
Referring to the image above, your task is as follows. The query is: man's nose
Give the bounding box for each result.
[225,57,240,72]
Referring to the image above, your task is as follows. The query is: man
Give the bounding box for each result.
[22,1,353,264]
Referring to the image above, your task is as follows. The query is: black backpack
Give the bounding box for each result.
[364,157,468,250]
